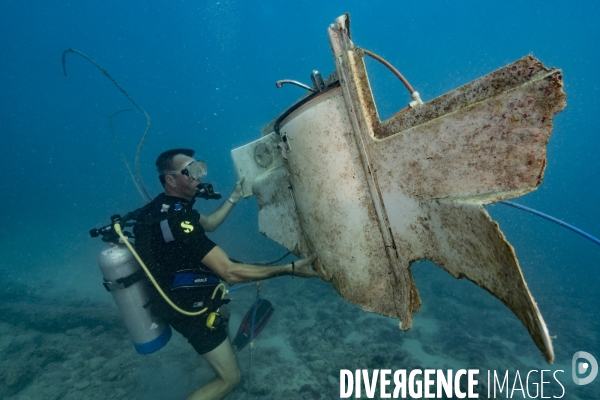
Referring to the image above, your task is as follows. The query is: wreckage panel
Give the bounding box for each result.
[362,63,561,362]
[280,89,399,316]
[379,56,563,137]
[253,166,305,255]
[327,16,564,362]
[424,201,553,363]
[370,71,565,203]
[373,186,554,362]
[231,132,284,198]
[230,15,566,364]
[231,134,305,254]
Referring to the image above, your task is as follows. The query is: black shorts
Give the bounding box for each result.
[152,297,228,355]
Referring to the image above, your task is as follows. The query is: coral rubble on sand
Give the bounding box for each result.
[0,263,591,399]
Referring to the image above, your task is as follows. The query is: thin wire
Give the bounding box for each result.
[109,109,147,202]
[246,285,261,400]
[500,201,600,246]
[245,348,254,400]
[62,48,153,202]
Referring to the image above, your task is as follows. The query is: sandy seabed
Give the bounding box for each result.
[0,263,595,400]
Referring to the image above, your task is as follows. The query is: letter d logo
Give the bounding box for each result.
[181,221,194,233]
[572,351,598,385]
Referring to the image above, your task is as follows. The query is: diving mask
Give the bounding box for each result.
[165,160,207,181]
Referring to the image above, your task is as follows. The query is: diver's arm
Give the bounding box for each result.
[201,246,318,284]
[199,178,244,232]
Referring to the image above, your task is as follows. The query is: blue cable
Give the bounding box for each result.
[227,283,255,293]
[500,201,600,247]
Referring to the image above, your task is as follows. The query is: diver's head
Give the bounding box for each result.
[156,148,207,200]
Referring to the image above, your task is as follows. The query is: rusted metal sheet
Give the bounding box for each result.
[231,14,566,363]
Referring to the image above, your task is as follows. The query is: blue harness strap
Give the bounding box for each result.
[172,272,220,289]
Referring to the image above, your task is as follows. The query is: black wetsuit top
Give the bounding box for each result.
[132,193,220,312]
[132,193,230,354]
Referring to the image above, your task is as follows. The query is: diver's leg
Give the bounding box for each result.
[187,338,241,400]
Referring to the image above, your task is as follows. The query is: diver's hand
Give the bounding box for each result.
[292,253,319,278]
[229,177,245,203]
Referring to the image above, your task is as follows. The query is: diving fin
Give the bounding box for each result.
[232,299,274,353]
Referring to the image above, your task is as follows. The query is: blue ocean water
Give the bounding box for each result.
[0,0,598,399]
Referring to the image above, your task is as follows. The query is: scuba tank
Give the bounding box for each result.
[97,241,171,354]
[90,186,223,354]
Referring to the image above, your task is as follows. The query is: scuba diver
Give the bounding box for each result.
[130,148,318,400]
